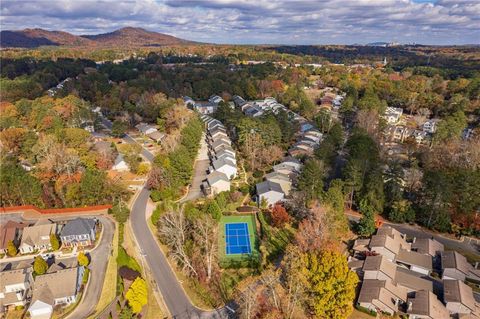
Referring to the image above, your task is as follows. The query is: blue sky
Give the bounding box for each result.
[1,0,479,45]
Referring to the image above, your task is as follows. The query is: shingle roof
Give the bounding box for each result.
[256,181,283,195]
[21,223,56,247]
[212,158,236,170]
[265,171,291,182]
[395,267,433,291]
[31,267,81,306]
[0,220,26,249]
[441,251,472,275]
[443,280,476,312]
[60,218,96,237]
[396,248,433,270]
[407,290,450,319]
[363,255,397,280]
[412,238,444,256]
[206,171,229,186]
[0,267,31,291]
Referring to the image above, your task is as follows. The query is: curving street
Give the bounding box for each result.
[130,188,230,318]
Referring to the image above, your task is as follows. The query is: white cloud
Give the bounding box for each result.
[0,0,478,44]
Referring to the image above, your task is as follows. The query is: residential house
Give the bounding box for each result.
[90,132,108,142]
[28,267,84,319]
[135,123,157,135]
[384,107,403,124]
[443,280,477,315]
[395,249,432,275]
[94,141,113,154]
[232,95,247,109]
[0,267,33,311]
[281,157,302,172]
[291,141,314,154]
[369,234,402,261]
[214,152,236,165]
[264,172,292,195]
[406,290,450,319]
[112,154,129,171]
[60,218,97,247]
[256,181,285,206]
[209,95,224,105]
[147,131,165,144]
[300,123,315,133]
[395,267,433,293]
[288,146,313,157]
[211,158,237,179]
[411,238,444,257]
[212,145,235,158]
[441,251,477,281]
[194,102,217,114]
[207,119,223,131]
[244,105,263,117]
[423,119,439,134]
[357,279,407,316]
[210,138,231,150]
[363,255,397,281]
[203,171,231,196]
[0,221,26,254]
[183,96,195,107]
[209,130,229,142]
[19,221,56,254]
[273,163,297,177]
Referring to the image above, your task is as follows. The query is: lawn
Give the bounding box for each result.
[218,214,260,268]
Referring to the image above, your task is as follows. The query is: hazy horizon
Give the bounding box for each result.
[1,0,479,46]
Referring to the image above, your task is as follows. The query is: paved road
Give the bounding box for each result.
[100,117,155,162]
[347,214,479,254]
[66,216,115,319]
[130,188,230,319]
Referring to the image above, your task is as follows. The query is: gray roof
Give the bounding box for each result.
[412,238,444,256]
[396,248,432,270]
[441,251,472,275]
[94,141,112,153]
[147,131,165,141]
[31,267,81,306]
[265,171,291,182]
[212,158,236,170]
[206,171,229,186]
[60,218,96,237]
[395,267,433,291]
[443,280,476,311]
[256,180,283,195]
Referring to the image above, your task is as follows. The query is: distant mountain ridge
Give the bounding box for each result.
[0,27,192,48]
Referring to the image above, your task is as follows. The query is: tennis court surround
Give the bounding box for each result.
[225,222,252,255]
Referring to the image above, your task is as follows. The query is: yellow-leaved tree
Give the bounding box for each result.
[300,250,358,319]
[125,277,148,314]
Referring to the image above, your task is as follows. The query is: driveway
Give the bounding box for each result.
[181,133,209,203]
[130,188,230,318]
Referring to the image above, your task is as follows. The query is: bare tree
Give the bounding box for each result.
[193,215,218,282]
[158,205,197,276]
[295,203,330,252]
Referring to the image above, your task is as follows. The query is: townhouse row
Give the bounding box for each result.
[200,115,238,196]
[349,226,480,318]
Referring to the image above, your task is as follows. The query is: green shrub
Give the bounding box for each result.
[355,304,377,317]
[117,246,141,272]
[82,268,90,284]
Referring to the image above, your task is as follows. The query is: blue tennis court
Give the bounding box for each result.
[225,222,251,255]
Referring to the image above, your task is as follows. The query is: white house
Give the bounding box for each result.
[423,119,439,134]
[112,154,129,171]
[135,123,157,135]
[205,171,231,196]
[384,107,403,124]
[256,180,285,206]
[211,158,237,179]
[29,267,84,319]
